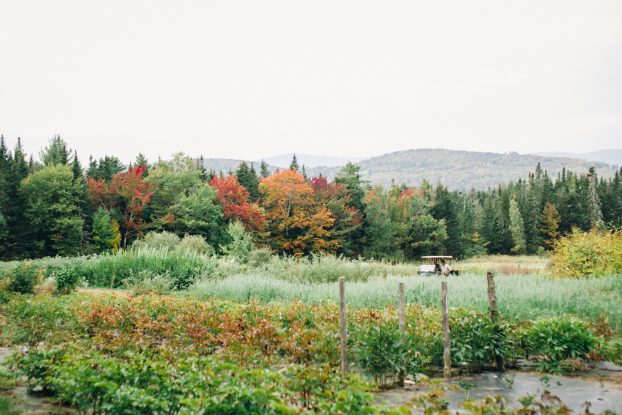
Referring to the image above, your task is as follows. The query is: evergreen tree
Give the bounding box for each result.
[236,161,260,201]
[586,167,604,228]
[289,154,299,171]
[509,196,526,254]
[3,138,31,257]
[539,202,560,250]
[260,160,270,178]
[40,135,70,166]
[431,184,463,257]
[71,151,83,180]
[87,155,125,181]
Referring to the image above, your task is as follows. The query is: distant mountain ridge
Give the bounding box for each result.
[534,149,622,166]
[258,153,366,168]
[201,149,619,190]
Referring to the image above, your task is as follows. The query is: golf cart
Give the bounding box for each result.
[417,256,460,276]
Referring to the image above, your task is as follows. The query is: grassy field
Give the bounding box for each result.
[187,273,622,331]
[2,252,621,331]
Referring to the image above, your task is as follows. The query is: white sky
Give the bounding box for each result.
[1,0,621,163]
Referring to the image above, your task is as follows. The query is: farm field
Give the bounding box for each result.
[1,252,622,413]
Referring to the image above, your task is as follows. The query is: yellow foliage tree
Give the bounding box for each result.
[259,170,338,256]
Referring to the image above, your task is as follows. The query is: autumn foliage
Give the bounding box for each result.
[88,166,157,246]
[209,175,265,231]
[260,170,338,256]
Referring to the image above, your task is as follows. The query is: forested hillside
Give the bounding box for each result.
[1,135,621,261]
[202,149,618,190]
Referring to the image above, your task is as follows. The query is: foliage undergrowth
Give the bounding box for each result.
[550,228,622,277]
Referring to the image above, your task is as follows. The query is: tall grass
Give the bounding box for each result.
[187,273,622,331]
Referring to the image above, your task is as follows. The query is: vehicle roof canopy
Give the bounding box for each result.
[421,255,453,259]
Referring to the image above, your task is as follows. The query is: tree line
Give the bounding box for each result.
[1,135,620,261]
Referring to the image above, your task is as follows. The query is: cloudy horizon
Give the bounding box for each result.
[1,0,621,162]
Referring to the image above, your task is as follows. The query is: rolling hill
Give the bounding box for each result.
[534,149,622,166]
[201,149,619,190]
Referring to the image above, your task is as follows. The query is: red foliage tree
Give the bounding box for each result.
[209,175,264,231]
[88,166,157,247]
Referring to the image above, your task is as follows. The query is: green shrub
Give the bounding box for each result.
[177,234,214,256]
[6,262,41,294]
[15,345,379,415]
[449,310,512,372]
[0,397,19,415]
[4,295,77,346]
[354,324,420,387]
[126,272,174,296]
[132,231,180,251]
[222,222,254,264]
[550,228,622,277]
[249,248,273,268]
[77,249,217,289]
[51,263,82,294]
[524,317,597,373]
[602,338,622,365]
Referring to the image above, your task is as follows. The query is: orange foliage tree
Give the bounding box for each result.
[209,175,265,231]
[259,170,338,256]
[88,166,157,247]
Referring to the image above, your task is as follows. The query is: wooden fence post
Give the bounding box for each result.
[339,277,348,374]
[487,271,505,371]
[441,281,451,379]
[397,282,406,386]
[398,282,405,332]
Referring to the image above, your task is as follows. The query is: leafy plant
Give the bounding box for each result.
[6,262,41,294]
[51,263,82,294]
[354,324,420,387]
[524,317,597,373]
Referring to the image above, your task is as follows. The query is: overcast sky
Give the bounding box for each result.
[1,0,621,163]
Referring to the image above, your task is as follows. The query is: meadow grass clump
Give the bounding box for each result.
[75,248,218,289]
[253,254,418,283]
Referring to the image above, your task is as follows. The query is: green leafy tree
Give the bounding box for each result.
[169,185,228,248]
[145,153,203,226]
[92,208,117,253]
[20,165,85,256]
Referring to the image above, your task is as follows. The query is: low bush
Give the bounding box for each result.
[249,248,272,268]
[550,228,622,277]
[49,262,82,294]
[449,310,513,372]
[74,248,217,289]
[126,272,174,295]
[131,231,180,251]
[5,262,41,294]
[13,345,381,415]
[524,317,597,373]
[354,324,420,387]
[177,234,214,256]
